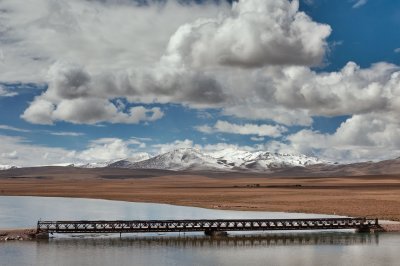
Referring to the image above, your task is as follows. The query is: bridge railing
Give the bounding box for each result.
[37,218,379,234]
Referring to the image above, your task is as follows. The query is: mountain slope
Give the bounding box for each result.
[109,148,231,171]
[207,148,321,171]
[79,153,151,168]
[108,148,322,172]
[0,165,18,170]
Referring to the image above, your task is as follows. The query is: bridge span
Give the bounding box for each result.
[37,218,379,236]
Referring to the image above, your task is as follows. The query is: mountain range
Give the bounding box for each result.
[2,148,400,177]
[1,148,323,172]
[102,148,322,172]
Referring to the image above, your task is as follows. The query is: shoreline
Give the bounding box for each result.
[1,171,400,222]
[3,192,399,222]
[0,229,37,241]
[1,197,400,241]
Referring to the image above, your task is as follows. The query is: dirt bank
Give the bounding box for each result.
[0,169,400,222]
[0,229,37,241]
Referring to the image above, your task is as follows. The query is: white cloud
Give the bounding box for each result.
[0,85,17,97]
[0,124,86,136]
[395,48,400,53]
[0,0,228,83]
[2,0,332,126]
[152,139,198,154]
[265,113,400,162]
[196,120,287,137]
[49,131,84,137]
[0,125,31,133]
[2,0,400,163]
[2,0,397,127]
[7,0,395,128]
[163,0,331,68]
[0,135,77,166]
[1,151,18,160]
[22,96,164,125]
[222,61,400,125]
[251,136,265,142]
[351,0,367,8]
[151,139,257,155]
[78,138,147,161]
[0,134,153,166]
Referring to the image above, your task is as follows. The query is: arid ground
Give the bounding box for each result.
[1,167,400,222]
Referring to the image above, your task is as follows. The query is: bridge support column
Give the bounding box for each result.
[35,232,49,239]
[356,226,371,233]
[204,229,227,236]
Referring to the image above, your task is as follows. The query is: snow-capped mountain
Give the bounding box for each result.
[75,161,117,168]
[108,149,230,171]
[101,153,152,168]
[0,149,322,172]
[108,148,323,172]
[0,164,18,170]
[207,148,321,171]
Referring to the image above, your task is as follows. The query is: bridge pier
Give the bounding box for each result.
[356,226,371,233]
[35,231,49,239]
[204,229,227,236]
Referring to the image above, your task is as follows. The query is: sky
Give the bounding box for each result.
[0,0,400,166]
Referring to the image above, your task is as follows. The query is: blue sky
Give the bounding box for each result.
[0,0,399,166]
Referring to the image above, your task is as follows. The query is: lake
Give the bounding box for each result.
[0,196,399,266]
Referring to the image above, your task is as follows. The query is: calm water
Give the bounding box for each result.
[1,196,400,266]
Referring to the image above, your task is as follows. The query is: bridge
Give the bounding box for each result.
[37,218,379,236]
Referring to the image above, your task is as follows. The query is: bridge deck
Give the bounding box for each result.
[37,218,379,234]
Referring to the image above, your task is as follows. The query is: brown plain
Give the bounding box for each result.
[0,167,400,222]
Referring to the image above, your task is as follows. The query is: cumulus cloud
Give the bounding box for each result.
[78,138,147,161]
[10,0,394,128]
[2,0,333,125]
[267,62,399,116]
[163,0,331,68]
[164,0,331,68]
[221,61,400,126]
[21,61,226,124]
[2,0,400,163]
[0,0,228,82]
[265,113,400,162]
[0,135,150,166]
[196,120,287,137]
[22,93,165,125]
[0,135,77,166]
[395,48,400,53]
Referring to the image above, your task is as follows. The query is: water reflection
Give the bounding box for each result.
[42,232,380,248]
[1,196,399,266]
[0,196,342,229]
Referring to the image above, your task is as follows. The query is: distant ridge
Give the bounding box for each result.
[107,148,322,172]
[0,165,18,170]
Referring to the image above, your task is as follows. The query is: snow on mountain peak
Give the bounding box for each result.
[19,148,322,172]
[107,148,322,172]
[88,152,151,168]
[110,148,230,171]
[0,164,19,170]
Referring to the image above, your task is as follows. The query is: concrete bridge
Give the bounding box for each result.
[37,218,379,236]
